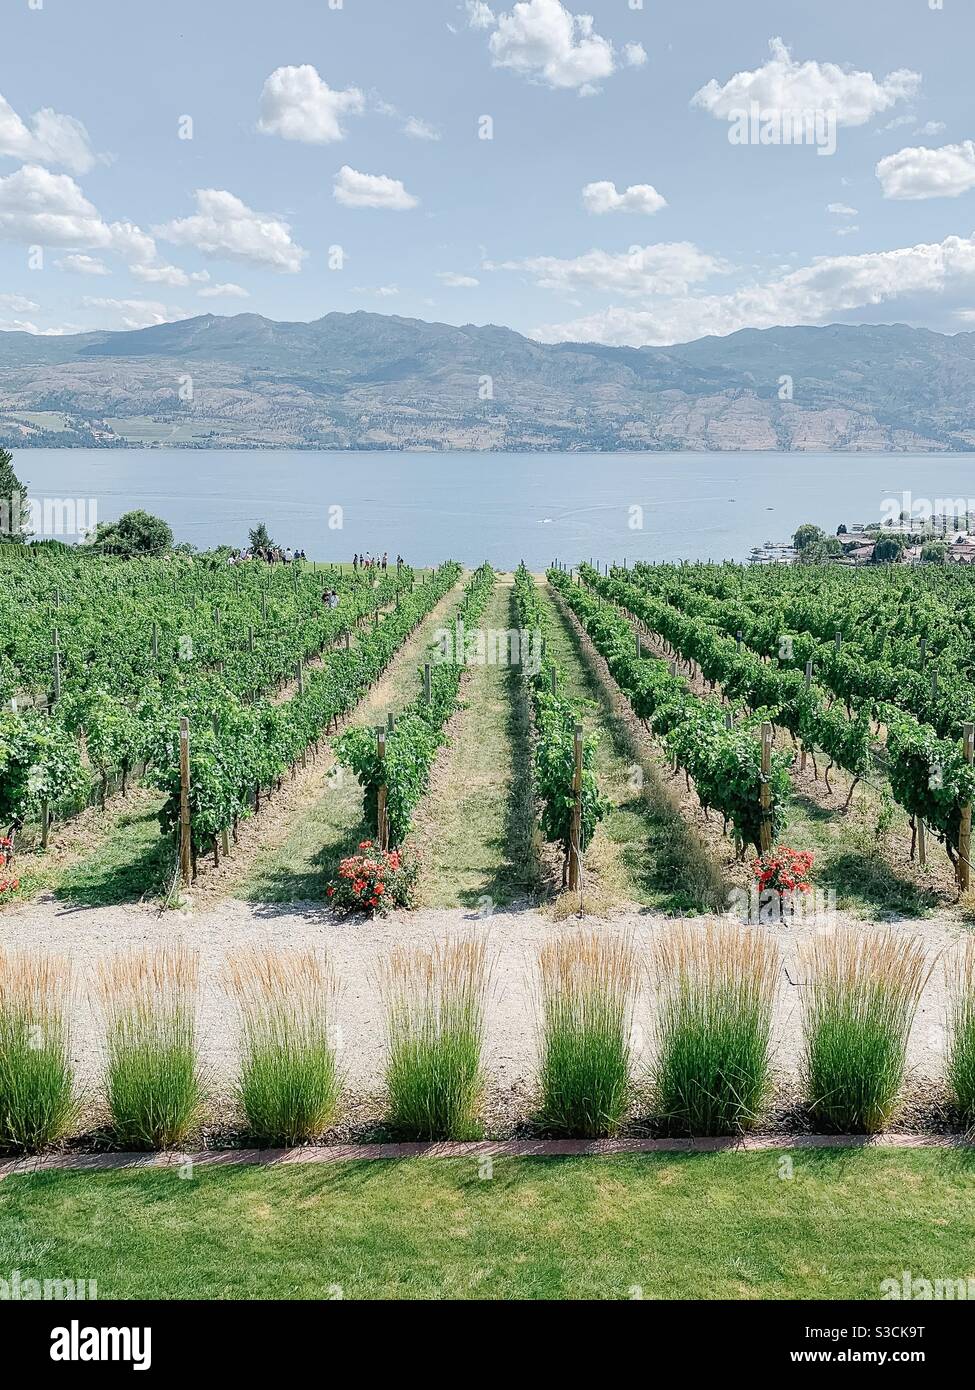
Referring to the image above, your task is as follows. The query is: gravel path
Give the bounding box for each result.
[0,897,967,1098]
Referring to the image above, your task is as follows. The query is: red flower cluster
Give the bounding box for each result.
[325,842,416,915]
[0,837,20,902]
[753,846,814,896]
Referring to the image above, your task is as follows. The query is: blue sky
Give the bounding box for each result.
[2,0,974,346]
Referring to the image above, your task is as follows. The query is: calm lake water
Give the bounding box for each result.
[16,449,975,568]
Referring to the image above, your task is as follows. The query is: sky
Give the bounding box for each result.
[1,0,974,347]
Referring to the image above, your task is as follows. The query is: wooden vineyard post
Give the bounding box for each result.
[179,717,192,886]
[262,591,268,621]
[568,722,584,892]
[918,816,926,868]
[759,721,773,855]
[960,722,974,891]
[550,666,557,696]
[297,660,305,696]
[423,663,432,704]
[376,727,389,852]
[40,798,50,850]
[800,660,813,772]
[248,625,255,653]
[52,628,61,704]
[152,623,159,661]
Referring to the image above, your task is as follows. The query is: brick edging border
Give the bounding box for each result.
[1,1132,972,1178]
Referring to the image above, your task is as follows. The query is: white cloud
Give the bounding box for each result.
[131,263,210,287]
[0,93,96,174]
[530,232,975,345]
[0,318,72,336]
[0,164,157,260]
[81,297,184,330]
[918,120,946,137]
[622,42,647,69]
[827,202,858,216]
[354,284,400,298]
[876,140,975,200]
[155,188,306,271]
[437,271,480,287]
[835,225,859,237]
[198,282,249,299]
[490,242,729,298]
[333,165,418,209]
[258,65,364,143]
[0,293,39,312]
[477,0,624,92]
[692,37,920,127]
[582,180,667,215]
[403,115,441,141]
[55,253,110,276]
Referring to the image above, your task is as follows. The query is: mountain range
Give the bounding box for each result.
[1,312,974,451]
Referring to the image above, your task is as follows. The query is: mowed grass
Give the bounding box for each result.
[410,577,538,908]
[541,585,725,913]
[1,1149,972,1299]
[10,789,173,908]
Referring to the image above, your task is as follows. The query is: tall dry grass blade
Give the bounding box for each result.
[802,929,931,1134]
[535,931,638,1137]
[0,950,75,1152]
[98,945,202,1150]
[379,937,491,1139]
[652,923,779,1136]
[227,947,340,1145]
[945,938,975,1126]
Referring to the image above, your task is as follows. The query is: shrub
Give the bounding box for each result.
[326,842,418,914]
[536,932,638,1137]
[753,847,814,897]
[802,930,930,1133]
[0,951,75,1152]
[946,938,975,1126]
[228,948,341,1145]
[0,837,19,903]
[652,925,778,1136]
[380,938,490,1139]
[98,947,203,1149]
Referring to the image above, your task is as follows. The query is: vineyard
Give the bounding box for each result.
[1,546,975,919]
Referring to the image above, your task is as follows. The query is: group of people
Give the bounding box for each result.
[227,546,308,565]
[353,552,399,572]
[321,588,341,609]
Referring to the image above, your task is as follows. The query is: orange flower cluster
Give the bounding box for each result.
[325,842,414,915]
[0,837,20,901]
[753,847,814,895]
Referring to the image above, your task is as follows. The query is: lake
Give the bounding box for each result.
[15,449,975,568]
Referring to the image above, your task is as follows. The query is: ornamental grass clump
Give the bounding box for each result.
[98,946,203,1150]
[0,951,75,1153]
[380,938,490,1140]
[802,930,930,1134]
[228,948,341,1145]
[536,932,638,1138]
[945,939,975,1127]
[652,924,778,1136]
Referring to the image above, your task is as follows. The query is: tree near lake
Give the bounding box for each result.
[0,447,30,544]
[249,522,275,552]
[89,509,174,558]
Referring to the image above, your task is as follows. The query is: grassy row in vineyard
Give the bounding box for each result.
[578,562,975,895]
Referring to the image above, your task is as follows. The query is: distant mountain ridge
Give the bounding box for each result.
[1,311,974,451]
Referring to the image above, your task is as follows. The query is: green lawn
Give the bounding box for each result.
[1,1149,972,1299]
